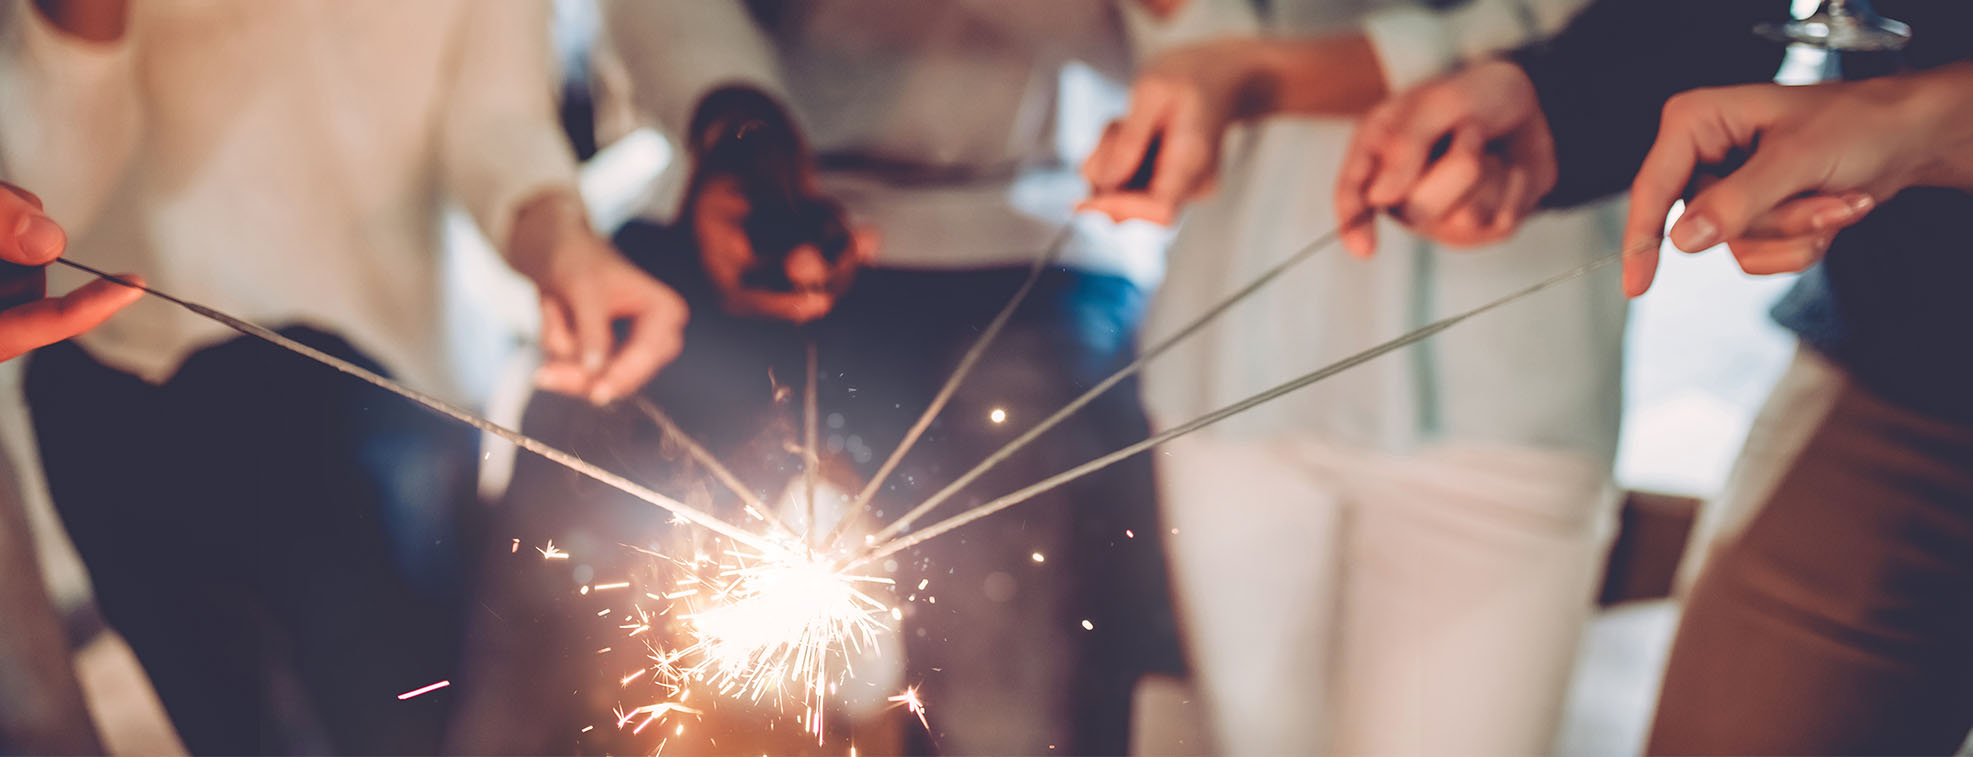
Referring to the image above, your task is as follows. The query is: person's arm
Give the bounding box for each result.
[1081,0,1594,224]
[0,182,141,362]
[1330,0,1792,257]
[1512,0,1792,207]
[601,0,869,324]
[437,0,686,405]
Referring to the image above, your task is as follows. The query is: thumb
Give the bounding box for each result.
[1672,148,1821,254]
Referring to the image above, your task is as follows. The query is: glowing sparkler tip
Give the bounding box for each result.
[989,408,1007,424]
[1031,551,1045,563]
[1081,619,1094,631]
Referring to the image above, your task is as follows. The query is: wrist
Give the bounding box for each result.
[1891,64,1973,191]
[1251,34,1386,117]
[507,188,590,283]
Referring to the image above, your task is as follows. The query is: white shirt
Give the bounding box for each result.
[1143,0,1626,462]
[596,0,1186,280]
[0,0,576,399]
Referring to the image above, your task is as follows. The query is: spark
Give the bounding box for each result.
[538,540,569,560]
[1031,552,1045,563]
[1081,619,1094,631]
[396,680,450,700]
[989,408,1006,424]
[595,581,631,591]
[888,686,930,731]
[511,538,520,553]
[603,538,897,746]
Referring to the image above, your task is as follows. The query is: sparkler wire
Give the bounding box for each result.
[866,224,1347,544]
[629,396,801,541]
[51,258,778,554]
[803,341,821,547]
[848,244,1637,569]
[822,223,1075,548]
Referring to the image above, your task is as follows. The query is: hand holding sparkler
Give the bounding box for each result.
[1622,65,1973,295]
[1081,33,1390,225]
[683,87,875,324]
[511,188,689,406]
[0,182,142,362]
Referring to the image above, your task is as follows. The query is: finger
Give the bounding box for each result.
[850,226,881,265]
[1622,239,1662,299]
[1147,95,1216,205]
[1397,125,1485,228]
[0,187,65,266]
[1485,163,1534,238]
[1335,104,1397,258]
[0,182,45,209]
[1093,85,1174,191]
[0,275,144,361]
[1076,193,1178,226]
[567,293,612,380]
[1744,191,1873,239]
[1363,90,1472,208]
[1676,148,1830,254]
[533,362,592,396]
[587,294,687,405]
[1082,121,1128,187]
[538,299,578,361]
[1727,235,1831,276]
[1625,129,1702,263]
[784,245,830,292]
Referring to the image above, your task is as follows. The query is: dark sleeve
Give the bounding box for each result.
[1509,0,1794,207]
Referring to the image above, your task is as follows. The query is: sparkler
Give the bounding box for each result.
[845,243,1639,570]
[49,258,779,554]
[57,215,1637,747]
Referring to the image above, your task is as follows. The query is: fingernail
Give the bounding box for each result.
[1810,206,1850,231]
[1669,215,1719,252]
[16,212,64,260]
[588,386,615,406]
[582,350,604,374]
[1846,193,1874,213]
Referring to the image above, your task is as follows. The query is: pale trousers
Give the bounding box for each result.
[1159,435,1617,756]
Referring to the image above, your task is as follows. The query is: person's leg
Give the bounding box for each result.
[1155,433,1344,755]
[1323,442,1616,756]
[0,420,101,755]
[820,267,1178,755]
[26,341,268,755]
[160,328,469,755]
[1647,367,1973,755]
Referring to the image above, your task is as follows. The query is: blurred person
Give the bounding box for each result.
[0,182,112,755]
[451,1,1193,753]
[0,0,686,752]
[1334,0,1973,752]
[1082,0,1622,753]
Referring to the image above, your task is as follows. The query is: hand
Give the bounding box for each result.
[685,88,872,322]
[1082,35,1388,225]
[0,182,143,362]
[510,189,689,405]
[688,175,874,323]
[1080,39,1260,225]
[1335,60,1557,257]
[1622,66,1973,296]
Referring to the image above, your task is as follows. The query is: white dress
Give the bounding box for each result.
[1141,1,1628,754]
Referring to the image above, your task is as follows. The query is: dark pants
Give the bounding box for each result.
[26,330,477,755]
[454,222,1183,755]
[1648,359,1973,755]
